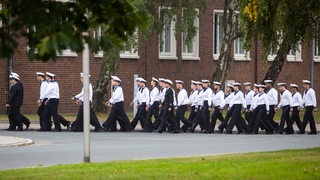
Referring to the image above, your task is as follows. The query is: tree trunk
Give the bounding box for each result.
[212,0,237,85]
[93,47,120,113]
[262,35,291,83]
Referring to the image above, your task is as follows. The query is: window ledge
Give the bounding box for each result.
[94,51,103,58]
[159,55,178,60]
[314,56,320,62]
[213,54,220,61]
[57,50,78,57]
[182,56,200,61]
[120,54,140,59]
[287,58,303,62]
[234,55,251,61]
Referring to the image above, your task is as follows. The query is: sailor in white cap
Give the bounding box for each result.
[131,77,150,131]
[187,80,198,127]
[6,73,24,131]
[70,73,104,132]
[41,72,70,131]
[103,76,133,132]
[251,84,274,134]
[157,79,180,133]
[175,80,192,132]
[36,72,49,131]
[243,82,255,125]
[247,83,260,129]
[289,84,302,133]
[217,84,234,133]
[200,79,213,133]
[211,81,226,132]
[299,80,317,134]
[144,77,160,132]
[153,78,166,130]
[275,83,293,134]
[190,81,205,133]
[264,79,279,130]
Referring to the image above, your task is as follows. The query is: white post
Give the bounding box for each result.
[133,74,138,116]
[82,33,90,163]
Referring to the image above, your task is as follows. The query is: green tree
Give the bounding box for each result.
[238,0,320,82]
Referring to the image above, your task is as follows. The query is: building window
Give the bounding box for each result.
[234,37,250,61]
[287,44,302,62]
[159,8,177,60]
[213,11,224,60]
[181,9,199,60]
[314,39,320,62]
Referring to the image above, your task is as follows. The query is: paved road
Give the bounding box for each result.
[0,130,319,170]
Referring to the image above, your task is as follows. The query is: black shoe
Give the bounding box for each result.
[266,131,274,134]
[26,122,30,130]
[94,128,104,132]
[144,129,153,133]
[53,129,62,132]
[6,128,15,131]
[298,131,305,134]
[181,125,187,132]
[307,132,317,135]
[275,130,283,134]
[226,131,232,134]
[218,127,224,133]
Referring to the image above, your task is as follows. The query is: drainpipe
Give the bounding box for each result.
[254,35,258,83]
[310,41,314,87]
[7,14,13,91]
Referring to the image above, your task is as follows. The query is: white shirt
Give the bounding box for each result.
[189,90,197,107]
[159,87,166,103]
[256,92,270,111]
[40,80,59,100]
[139,86,150,104]
[177,88,190,106]
[196,90,204,107]
[245,89,255,106]
[250,92,260,110]
[277,89,293,108]
[303,88,317,107]
[132,86,142,104]
[212,90,225,109]
[149,86,160,106]
[266,87,278,105]
[74,83,93,102]
[109,86,124,104]
[229,90,246,109]
[202,87,213,106]
[292,92,303,108]
[225,92,234,105]
[39,80,48,100]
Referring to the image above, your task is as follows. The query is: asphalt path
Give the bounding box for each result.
[0,130,320,170]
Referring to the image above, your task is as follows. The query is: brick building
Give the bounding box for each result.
[0,1,319,114]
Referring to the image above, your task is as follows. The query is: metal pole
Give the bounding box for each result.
[133,74,138,116]
[82,33,90,163]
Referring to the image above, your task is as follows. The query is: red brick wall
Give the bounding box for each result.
[0,0,319,114]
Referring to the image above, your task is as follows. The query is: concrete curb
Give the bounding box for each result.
[0,136,34,147]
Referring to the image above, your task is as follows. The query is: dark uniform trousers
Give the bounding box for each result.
[267,105,279,129]
[252,105,274,134]
[130,102,147,130]
[38,98,48,130]
[277,105,291,133]
[71,103,103,132]
[289,106,302,133]
[175,105,192,129]
[158,107,179,133]
[45,98,61,130]
[188,106,198,123]
[300,106,317,134]
[218,105,233,131]
[145,101,159,131]
[8,106,23,130]
[102,110,123,132]
[211,107,224,132]
[200,101,213,133]
[245,105,252,125]
[104,101,132,132]
[226,104,242,133]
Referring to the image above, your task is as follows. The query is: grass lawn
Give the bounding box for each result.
[0,148,319,179]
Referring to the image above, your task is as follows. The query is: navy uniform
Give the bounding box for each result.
[71,73,103,132]
[104,76,132,132]
[248,83,260,130]
[299,80,317,134]
[201,80,213,133]
[289,84,302,133]
[211,81,225,132]
[37,72,49,131]
[244,82,255,125]
[264,80,279,129]
[187,80,198,124]
[157,79,180,133]
[252,84,274,134]
[6,74,24,131]
[175,80,192,132]
[191,81,204,132]
[145,77,160,132]
[153,78,166,130]
[275,83,293,134]
[131,78,150,131]
[218,84,234,133]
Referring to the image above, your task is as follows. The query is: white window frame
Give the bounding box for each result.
[213,10,224,60]
[287,44,302,62]
[314,39,320,62]
[234,37,250,61]
[159,7,177,60]
[181,9,200,61]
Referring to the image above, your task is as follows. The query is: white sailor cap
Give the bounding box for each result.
[243,82,251,86]
[175,80,184,84]
[46,72,55,77]
[290,84,298,88]
[111,75,121,82]
[233,82,241,86]
[164,79,173,85]
[213,81,221,86]
[302,80,311,84]
[277,82,286,86]
[227,84,233,88]
[158,78,165,82]
[264,80,273,83]
[36,72,45,76]
[201,79,210,83]
[254,83,259,88]
[139,78,147,83]
[152,77,159,83]
[11,72,20,78]
[196,81,203,85]
[258,84,266,88]
[191,80,197,84]
[80,73,91,78]
[9,74,20,81]
[136,77,142,82]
